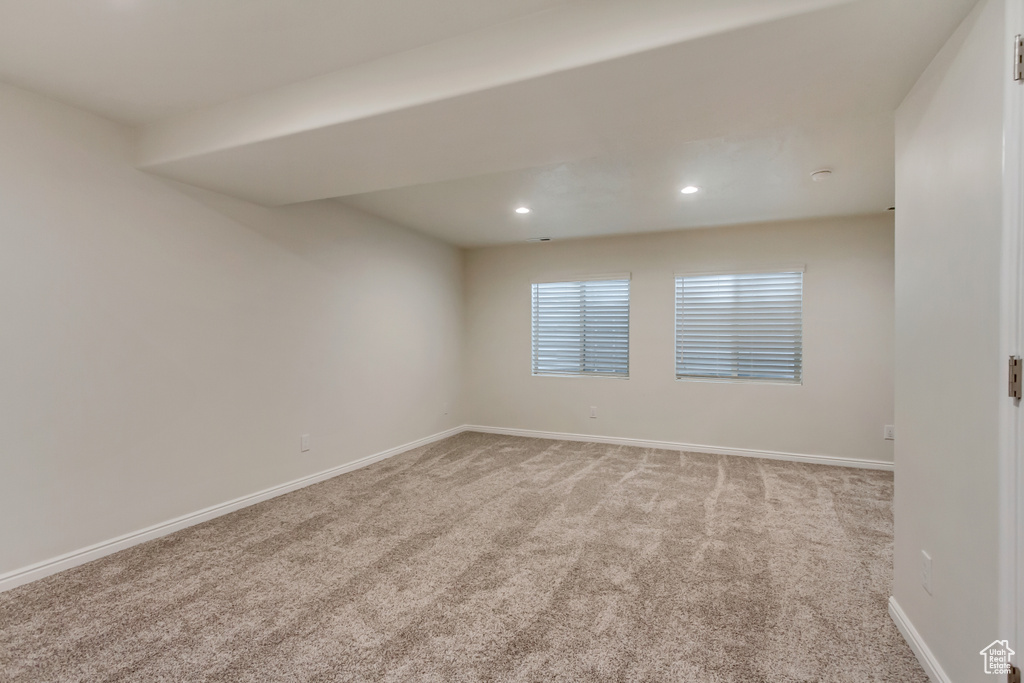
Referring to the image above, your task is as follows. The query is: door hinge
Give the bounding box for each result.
[1008,664,1021,683]
[1010,356,1022,399]
[1016,35,1024,81]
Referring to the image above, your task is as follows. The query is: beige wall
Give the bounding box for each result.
[893,0,1008,680]
[0,83,464,578]
[464,215,895,464]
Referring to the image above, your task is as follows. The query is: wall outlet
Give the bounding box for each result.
[884,425,895,440]
[921,550,932,595]
[589,406,598,419]
[300,434,311,453]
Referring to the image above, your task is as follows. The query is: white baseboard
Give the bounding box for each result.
[464,425,894,471]
[0,426,464,594]
[888,596,951,683]
[0,424,891,594]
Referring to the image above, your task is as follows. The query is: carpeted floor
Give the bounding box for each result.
[0,432,925,682]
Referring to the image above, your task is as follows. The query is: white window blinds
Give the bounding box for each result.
[532,279,630,377]
[675,271,803,382]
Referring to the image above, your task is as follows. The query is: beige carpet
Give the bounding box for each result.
[0,432,924,682]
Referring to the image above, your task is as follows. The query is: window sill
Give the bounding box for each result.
[675,376,802,386]
[533,373,630,380]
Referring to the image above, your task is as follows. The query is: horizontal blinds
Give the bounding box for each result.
[676,272,802,382]
[532,279,630,376]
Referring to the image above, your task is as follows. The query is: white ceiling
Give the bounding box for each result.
[0,0,977,246]
[343,115,897,246]
[0,0,569,124]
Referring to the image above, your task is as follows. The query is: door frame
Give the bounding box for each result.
[1002,0,1024,660]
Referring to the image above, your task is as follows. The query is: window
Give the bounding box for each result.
[532,278,630,377]
[675,271,803,382]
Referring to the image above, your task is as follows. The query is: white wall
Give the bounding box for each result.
[464,215,895,464]
[0,83,464,579]
[893,0,1008,680]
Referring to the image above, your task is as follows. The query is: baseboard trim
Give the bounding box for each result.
[0,424,891,594]
[0,426,464,594]
[464,425,893,471]
[888,596,951,683]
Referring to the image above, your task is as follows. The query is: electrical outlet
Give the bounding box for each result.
[921,550,932,595]
[300,434,311,453]
[589,406,598,419]
[884,425,895,440]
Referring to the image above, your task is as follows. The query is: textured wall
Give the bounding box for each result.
[893,0,1007,680]
[0,83,464,577]
[464,215,895,464]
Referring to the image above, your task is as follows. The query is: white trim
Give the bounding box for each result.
[463,425,893,471]
[532,272,631,284]
[888,596,952,683]
[674,376,802,386]
[532,372,629,380]
[0,426,464,594]
[0,424,892,594]
[1002,0,1024,657]
[673,265,806,277]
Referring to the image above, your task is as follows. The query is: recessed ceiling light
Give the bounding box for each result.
[515,207,531,214]
[811,169,833,182]
[680,186,700,194]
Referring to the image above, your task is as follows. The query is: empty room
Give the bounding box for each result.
[1,1,1022,681]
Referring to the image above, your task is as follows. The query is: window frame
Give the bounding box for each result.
[674,267,804,385]
[531,274,631,379]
